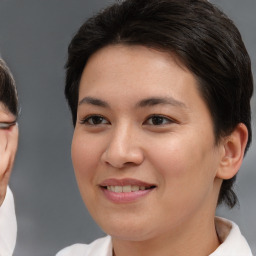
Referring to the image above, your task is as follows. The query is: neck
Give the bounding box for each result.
[112,213,220,256]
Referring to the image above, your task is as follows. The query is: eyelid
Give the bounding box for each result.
[143,114,177,125]
[80,114,110,125]
[0,121,17,129]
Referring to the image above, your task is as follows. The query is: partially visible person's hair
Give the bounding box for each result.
[65,0,253,208]
[0,58,18,116]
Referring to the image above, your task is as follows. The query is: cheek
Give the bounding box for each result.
[148,135,195,178]
[148,133,217,195]
[71,132,100,185]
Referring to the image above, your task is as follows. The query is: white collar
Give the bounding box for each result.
[209,217,252,255]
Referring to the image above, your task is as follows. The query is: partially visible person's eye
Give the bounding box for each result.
[80,115,110,126]
[144,115,175,126]
[0,121,16,130]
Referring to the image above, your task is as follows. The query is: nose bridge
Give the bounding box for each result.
[112,122,131,152]
[102,121,143,168]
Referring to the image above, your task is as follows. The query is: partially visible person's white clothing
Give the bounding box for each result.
[0,187,17,256]
[57,236,113,256]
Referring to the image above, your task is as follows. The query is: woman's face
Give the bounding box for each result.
[72,45,223,241]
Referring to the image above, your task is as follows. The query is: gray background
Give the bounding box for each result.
[0,0,255,255]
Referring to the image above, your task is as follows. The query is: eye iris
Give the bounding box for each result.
[91,116,103,124]
[152,116,164,125]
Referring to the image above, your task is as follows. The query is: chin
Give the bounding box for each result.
[108,229,153,242]
[98,217,156,242]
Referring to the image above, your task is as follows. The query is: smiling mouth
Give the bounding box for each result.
[99,178,156,203]
[102,185,156,193]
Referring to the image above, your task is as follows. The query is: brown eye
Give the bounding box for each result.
[81,115,109,125]
[151,116,165,125]
[145,115,174,126]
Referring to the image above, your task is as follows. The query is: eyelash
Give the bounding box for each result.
[144,115,176,126]
[80,115,110,126]
[80,114,175,126]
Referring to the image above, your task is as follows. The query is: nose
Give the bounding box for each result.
[101,124,144,169]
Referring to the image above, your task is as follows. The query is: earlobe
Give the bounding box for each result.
[216,123,248,180]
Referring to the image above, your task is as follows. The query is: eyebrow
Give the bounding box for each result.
[136,97,187,108]
[78,97,110,108]
[78,96,186,109]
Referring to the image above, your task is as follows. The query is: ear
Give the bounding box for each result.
[216,123,248,180]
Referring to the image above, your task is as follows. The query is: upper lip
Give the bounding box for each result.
[99,178,156,188]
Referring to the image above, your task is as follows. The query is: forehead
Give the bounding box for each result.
[79,45,203,106]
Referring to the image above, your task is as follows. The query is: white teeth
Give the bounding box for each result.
[106,185,148,192]
[131,185,139,192]
[123,185,132,192]
[114,186,122,193]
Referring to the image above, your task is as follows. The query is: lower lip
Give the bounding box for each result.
[101,187,154,203]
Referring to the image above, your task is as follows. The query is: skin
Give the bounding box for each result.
[0,103,18,206]
[72,45,247,256]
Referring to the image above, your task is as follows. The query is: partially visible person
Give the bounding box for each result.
[0,58,19,255]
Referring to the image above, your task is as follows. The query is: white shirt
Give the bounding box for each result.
[57,217,253,256]
[0,189,253,256]
[0,187,17,256]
